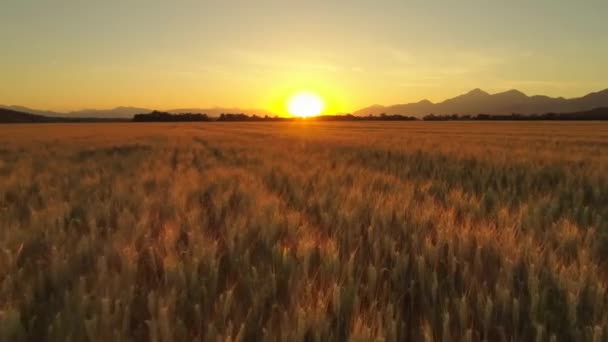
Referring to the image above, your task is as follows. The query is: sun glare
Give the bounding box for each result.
[288,92,324,117]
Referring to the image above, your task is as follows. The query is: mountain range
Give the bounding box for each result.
[352,88,608,117]
[2,88,608,118]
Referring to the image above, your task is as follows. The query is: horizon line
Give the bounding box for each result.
[2,86,607,114]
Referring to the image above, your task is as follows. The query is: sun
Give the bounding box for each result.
[288,92,324,117]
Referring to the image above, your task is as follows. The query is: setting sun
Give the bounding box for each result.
[287,92,324,117]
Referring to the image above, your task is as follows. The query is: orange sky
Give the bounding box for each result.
[1,1,607,115]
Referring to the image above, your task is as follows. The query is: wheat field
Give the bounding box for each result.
[1,122,607,341]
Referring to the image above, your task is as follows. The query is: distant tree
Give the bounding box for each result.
[133,111,210,122]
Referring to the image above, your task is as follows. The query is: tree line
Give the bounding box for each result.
[2,107,607,124]
[131,108,608,122]
[423,107,608,121]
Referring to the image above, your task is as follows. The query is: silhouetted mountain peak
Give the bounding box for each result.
[581,88,608,100]
[466,88,490,96]
[497,89,526,96]
[442,88,490,105]
[353,87,608,117]
[494,89,528,101]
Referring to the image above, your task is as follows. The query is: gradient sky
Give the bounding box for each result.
[1,0,607,115]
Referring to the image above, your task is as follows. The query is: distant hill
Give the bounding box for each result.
[0,108,58,123]
[0,108,130,123]
[69,106,151,118]
[0,105,69,117]
[0,105,273,119]
[0,105,149,119]
[353,88,608,117]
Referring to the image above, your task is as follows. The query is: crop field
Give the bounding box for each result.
[1,122,607,341]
